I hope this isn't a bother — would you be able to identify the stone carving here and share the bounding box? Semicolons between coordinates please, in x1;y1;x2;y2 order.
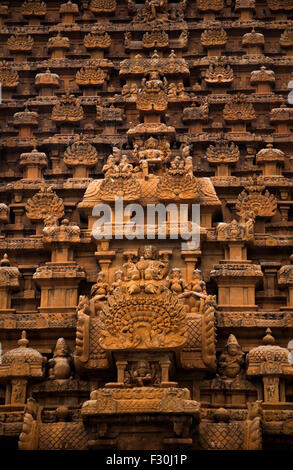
129;0;186;24
137;70;168;112
280;28;293;48
198;0;224;11
120;50;189;76
156;155;198;201
278;254;293;295
183;98;209;121
96;104;123;123
142;30;169;49
185;269;207;314
0;0;292;452
0;61;19;88
0;332;46;406
21;0;47;17
206;141;240;164
47;32;70;58
223;94;256;121
201;27;227;48
244;401;262;451
132;136;171;164
82;387;199;415
216;211;255;241
98;154;141;202
26;183;64;222
48;338;72;380
75;296;90;362
99;246;186;350
0;204;9;224
76;60;107;86
52;92;84;123
268;0;293;11
218;335;244;379
64;135;98;167
122;82;138;101
42;217;80;244
89;0;116;13
83;30;111;50
247;329;293;402
205;58;233;85
124;361;161;387
236;176;277;217
90;271;110;314
7;34;34;52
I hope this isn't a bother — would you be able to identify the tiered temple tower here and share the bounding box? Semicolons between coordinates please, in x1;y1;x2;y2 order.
1;0;293;451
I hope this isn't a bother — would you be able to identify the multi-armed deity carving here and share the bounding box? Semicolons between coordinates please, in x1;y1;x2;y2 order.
99;246;187;350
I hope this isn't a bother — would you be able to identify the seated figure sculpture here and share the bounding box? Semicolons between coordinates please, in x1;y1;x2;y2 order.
218;335;244;380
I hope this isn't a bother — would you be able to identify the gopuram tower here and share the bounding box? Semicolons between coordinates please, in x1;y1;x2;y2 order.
0;0;293;451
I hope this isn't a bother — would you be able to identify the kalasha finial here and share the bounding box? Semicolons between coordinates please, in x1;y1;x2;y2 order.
263;328;275;345
18;330;29;348
0;253;10;266
290;254;293;264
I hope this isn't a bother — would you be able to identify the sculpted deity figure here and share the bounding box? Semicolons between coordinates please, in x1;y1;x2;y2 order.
90;271;110;314
187;269;207;313
124;360;158;387
218;334;244;379
48;338;72;380
111;270;124;292
168;82;177;97
102;155;118;178
118;155;133;178
177;82;188;99
168;268;187;294
122;247;169;295
165;268;206;313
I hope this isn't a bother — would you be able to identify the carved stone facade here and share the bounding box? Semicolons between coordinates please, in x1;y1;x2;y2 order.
1;0;293;452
